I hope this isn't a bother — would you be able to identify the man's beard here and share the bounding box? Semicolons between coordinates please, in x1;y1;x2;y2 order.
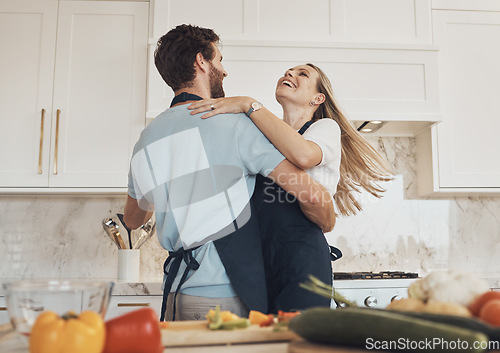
209;63;225;98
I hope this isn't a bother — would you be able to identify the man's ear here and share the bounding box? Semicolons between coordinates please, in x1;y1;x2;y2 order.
195;52;208;73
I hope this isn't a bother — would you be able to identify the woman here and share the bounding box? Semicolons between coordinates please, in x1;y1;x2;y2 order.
189;63;393;312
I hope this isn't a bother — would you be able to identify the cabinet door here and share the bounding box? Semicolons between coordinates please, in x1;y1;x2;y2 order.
0;297;8;325
433;11;500;188
106;295;163;320
0;0;57;187
49;1;148;187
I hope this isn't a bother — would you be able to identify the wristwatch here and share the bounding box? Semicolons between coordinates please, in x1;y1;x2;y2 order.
245;101;263;117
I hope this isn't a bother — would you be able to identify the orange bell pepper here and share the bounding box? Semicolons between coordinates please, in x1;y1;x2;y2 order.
29;311;105;353
248;310;274;327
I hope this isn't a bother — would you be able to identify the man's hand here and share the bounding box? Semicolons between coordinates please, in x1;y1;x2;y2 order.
297;189;336;233
267;160;336;232
124;195;154;230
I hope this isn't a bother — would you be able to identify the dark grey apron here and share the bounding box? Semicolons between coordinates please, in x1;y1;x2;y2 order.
252;119;342;313
159;93;268;321
159;199;267;321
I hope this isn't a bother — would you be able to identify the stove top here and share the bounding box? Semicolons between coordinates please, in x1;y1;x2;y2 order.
334;271;419;280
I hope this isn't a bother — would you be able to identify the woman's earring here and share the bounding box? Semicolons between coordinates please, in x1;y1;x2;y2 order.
309;100;315;106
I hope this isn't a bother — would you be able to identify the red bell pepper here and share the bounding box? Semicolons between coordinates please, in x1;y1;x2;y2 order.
277;310;301;322
103;308;163;353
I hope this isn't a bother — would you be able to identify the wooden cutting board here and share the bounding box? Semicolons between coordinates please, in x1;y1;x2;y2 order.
161;320;300;347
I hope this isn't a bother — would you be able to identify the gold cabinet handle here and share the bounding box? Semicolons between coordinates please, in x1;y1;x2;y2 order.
38;109;45;174
0;307;7;311
53;109;61;175
117;303;151;307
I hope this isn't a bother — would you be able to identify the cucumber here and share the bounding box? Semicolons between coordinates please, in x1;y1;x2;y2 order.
220;318;251;330
289;307;489;353
385;309;500;341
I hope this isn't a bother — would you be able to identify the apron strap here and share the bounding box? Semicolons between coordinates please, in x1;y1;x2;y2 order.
298;120;314;135
329;246;343;261
160;246;200;321
170;92;203;107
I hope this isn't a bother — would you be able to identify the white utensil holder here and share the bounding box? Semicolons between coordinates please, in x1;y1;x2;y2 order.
118;249;140;281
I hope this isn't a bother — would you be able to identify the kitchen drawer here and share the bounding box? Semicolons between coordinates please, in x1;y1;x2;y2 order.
0;297;8;325
106;295;163;321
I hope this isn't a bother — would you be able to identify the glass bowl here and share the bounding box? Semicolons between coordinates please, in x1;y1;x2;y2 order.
2;280;114;337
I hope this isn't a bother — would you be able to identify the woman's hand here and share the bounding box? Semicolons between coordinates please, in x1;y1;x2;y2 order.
188;96;254;119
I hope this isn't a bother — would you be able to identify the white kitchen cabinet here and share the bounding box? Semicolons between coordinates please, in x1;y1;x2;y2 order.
0;0;148;190
222;43;440;127
0;0;58;188
0;297;7;325
106;295;163;320
151;0;432;44
432;0;500;11
148;1;440;131
416;10;500;194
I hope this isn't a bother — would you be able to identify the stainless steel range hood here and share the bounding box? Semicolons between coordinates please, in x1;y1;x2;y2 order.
353;120;438;137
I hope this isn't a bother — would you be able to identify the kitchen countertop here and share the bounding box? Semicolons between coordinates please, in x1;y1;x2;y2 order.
2;271;500;297
0;279;164;296
108;280;164;295
2;272;499;297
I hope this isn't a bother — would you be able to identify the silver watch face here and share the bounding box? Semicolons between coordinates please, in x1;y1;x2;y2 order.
251;101;263;111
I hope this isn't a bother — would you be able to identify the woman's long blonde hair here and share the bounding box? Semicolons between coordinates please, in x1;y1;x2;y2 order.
307;63;394;216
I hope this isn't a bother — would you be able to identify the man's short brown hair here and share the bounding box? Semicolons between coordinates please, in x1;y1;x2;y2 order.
154;24;220;91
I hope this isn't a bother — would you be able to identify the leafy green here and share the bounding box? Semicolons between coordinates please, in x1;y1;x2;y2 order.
299;275;358;308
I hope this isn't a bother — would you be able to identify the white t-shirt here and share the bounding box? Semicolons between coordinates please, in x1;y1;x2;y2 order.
301;119;341;196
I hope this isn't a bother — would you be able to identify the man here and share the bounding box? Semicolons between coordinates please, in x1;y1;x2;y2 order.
124;24;335;321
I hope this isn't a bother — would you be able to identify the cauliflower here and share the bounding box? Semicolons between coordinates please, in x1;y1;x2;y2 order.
386;298;426;312
424;300;471;317
386;297;471;317
408;270;489;307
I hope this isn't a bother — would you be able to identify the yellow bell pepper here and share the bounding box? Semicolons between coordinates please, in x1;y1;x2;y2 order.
206;308;240;322
29;311;105;353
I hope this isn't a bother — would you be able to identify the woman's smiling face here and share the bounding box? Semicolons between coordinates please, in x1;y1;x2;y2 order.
275;64;321;106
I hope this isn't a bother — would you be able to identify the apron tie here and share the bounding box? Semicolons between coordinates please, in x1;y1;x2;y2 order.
160;246;200;321
329;246;343;261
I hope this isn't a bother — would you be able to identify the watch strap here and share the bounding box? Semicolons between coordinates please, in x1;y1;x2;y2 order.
245;101;262;117
245;107;254;117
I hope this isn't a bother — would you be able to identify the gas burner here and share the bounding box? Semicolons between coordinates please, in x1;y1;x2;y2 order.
334;271;419;280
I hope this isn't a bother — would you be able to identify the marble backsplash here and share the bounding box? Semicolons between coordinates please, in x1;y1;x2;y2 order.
1;137;499;283
329;137;500;277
